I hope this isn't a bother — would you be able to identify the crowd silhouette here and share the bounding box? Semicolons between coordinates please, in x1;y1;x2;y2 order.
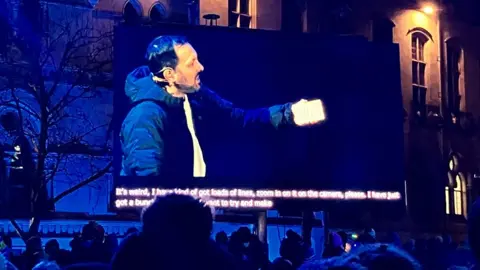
0;194;479;270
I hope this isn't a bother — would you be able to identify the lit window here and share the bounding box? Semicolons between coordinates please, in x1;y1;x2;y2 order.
449;155;458;171
412;35;426;62
445;186;450;214
446;153;467;217
454;175;462;215
453;174;467;216
229;0;254;28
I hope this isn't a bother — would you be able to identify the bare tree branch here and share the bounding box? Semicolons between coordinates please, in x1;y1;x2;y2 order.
28;217;41;236
53;161;112;204
45;153;63;182
48;53;113;120
49;123;110;154
8;219;27;241
10;88;25;136
39;20;75;71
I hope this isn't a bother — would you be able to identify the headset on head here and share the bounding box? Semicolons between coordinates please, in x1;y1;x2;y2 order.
151;66;175;84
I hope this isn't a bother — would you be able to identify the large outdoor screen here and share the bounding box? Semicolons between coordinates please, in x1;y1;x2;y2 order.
112;23;405;211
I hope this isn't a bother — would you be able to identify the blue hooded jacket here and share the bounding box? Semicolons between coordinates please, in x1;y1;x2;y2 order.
120;66;295;179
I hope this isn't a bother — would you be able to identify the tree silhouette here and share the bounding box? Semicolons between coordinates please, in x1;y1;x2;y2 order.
0;0;114;241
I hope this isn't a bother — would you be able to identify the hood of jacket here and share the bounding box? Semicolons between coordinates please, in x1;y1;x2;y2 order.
124;66;183;108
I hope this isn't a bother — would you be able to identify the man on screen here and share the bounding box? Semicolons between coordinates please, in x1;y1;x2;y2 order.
120;35;325;179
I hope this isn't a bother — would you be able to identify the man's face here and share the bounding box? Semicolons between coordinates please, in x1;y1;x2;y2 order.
173;43;204;93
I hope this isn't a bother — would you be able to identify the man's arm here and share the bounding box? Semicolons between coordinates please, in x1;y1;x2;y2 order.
120;102;165;176
197;87;294;129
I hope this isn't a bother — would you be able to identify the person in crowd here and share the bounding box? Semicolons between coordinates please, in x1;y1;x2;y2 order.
45;239;72;267
103;234;119;259
125;227;138;236
215;231;229;252
442;234;454;251
385;232;402;247
272;230;309;270
216;231;228;244
112;194;241;270
323;232;346;258
357;228;376;245
302;243;421;270
15;236;45;270
245;233;270;270
403;239;415;255
424;236;449;269
337;231;349;251
32;261;60;270
1;235;13;261
447;240;476;269
69;222;111;264
229;227;252;261
413;238;427;266
63;262;110;270
0;252;18;270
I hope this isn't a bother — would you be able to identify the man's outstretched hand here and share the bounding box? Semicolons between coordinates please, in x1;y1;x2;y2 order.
291;99;326;126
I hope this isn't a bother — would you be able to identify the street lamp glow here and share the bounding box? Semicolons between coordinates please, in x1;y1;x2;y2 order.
422;5;435;14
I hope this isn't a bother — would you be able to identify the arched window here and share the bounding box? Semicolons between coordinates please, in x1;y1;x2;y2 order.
449;154;459;171
454;175;462;214
411;32;429;118
446;153;467;217
150;2;168;23
123;0;143;25
454;174;467;216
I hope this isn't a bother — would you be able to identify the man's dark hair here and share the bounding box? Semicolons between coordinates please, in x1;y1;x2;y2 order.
145;35;189;76
279;230;306;267
45;239;60;250
81;221;105;244
215;231;228;244
141;194;213;244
